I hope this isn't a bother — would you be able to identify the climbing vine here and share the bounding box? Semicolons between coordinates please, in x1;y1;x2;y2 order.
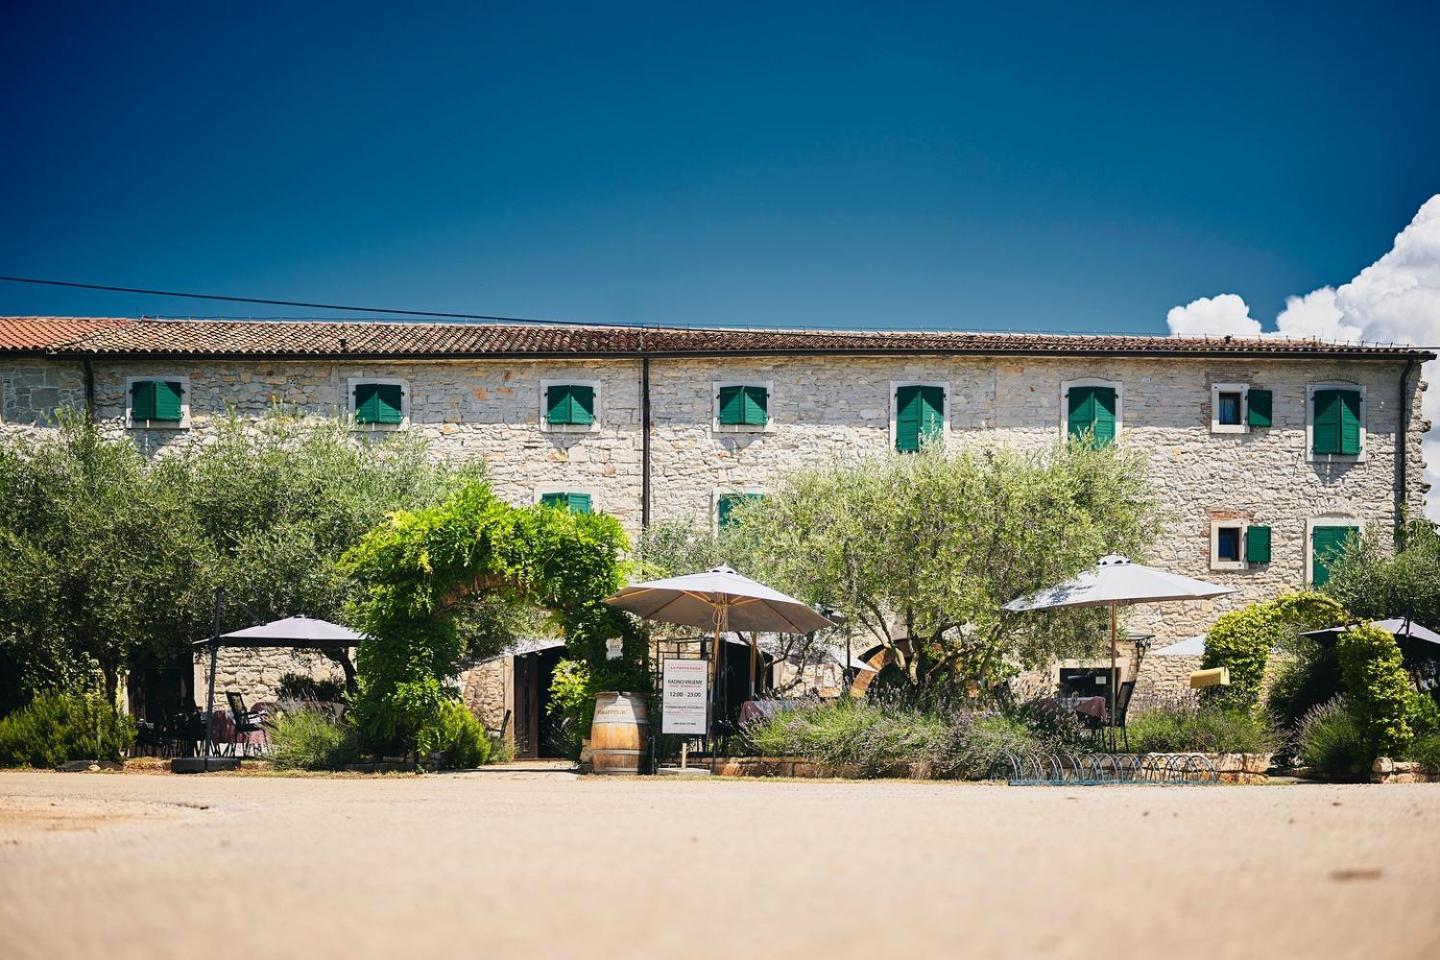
340;480;644;751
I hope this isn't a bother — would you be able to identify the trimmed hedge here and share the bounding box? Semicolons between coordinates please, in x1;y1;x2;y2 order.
1336;623;1414;757
1202;592;1346;710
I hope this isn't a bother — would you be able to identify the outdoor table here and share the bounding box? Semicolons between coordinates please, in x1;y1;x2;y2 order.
1040;695;1109;723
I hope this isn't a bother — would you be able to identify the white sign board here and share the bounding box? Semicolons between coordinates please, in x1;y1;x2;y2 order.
605;636;623;660
662;658;709;735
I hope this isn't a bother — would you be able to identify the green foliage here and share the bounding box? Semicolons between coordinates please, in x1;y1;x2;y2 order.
547;659;595;760
265;709;360;770
417;701;492;769
1407;734;1440;772
692;442;1159;691
1265;635;1344;731
740;697;1081;779
342;479;638;753
0;412;477;716
1125;702;1280;754
0;693;135;767
1324;519;1440;628
1202;592;1347;710
1337;623;1415;756
1295;697;1371;781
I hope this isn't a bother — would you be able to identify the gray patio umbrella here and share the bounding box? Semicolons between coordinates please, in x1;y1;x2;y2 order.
604;565;835;723
1301;618;1440;649
1004;555;1233;733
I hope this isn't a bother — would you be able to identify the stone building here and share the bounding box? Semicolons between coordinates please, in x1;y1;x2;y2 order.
0;316;1431;751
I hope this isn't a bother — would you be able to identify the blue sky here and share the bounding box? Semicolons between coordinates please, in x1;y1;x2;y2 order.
1;2;1437;333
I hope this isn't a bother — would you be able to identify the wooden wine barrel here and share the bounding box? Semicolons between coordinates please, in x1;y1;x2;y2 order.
589;692;649;775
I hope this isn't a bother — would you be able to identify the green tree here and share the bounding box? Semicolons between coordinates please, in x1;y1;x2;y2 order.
1324;519;1440;628
1202;592;1347;711
723;442;1159;691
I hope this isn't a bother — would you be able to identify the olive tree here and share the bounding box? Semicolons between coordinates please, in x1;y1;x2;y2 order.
733;442;1159;691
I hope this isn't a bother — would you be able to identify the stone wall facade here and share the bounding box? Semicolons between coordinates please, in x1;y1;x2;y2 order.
2;348;1428;710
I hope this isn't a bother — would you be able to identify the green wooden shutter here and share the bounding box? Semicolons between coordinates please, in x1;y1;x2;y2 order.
1337;390;1361;455
546;385;572;424
540;492;566;509
895;385;922;452
568;385;594;425
918;385;944;444
1246;389;1272;428
130;380;158;421
1068;385;1116;447
153;381;184;421
896;385;942;452
741;386;768;426
717;386;745;426
1312;389;1341;454
1311;525;1352;586
374;384;404;424
354;383;380;423
1244;525;1271;564
567;493;592;514
717;492;763;528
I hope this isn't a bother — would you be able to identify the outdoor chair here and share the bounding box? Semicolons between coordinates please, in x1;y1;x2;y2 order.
225;691;268;757
1112;680;1136;752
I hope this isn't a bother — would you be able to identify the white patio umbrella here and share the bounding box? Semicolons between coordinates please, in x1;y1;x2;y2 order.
1003;555;1233;733
604;565;835;726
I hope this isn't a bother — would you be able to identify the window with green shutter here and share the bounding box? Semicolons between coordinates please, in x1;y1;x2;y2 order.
546;384;595;426
1312;388;1361;455
717;492;764;528
1311;525;1354;586
130;379;184;423
540;492;592;514
894;384;944;453
1246;389;1272;428
354;382;405;425
716;384;769;427
1244;525;1271;564
1067;385;1117;447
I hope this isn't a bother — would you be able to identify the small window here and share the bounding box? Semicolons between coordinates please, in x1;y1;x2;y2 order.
713;382;772;431
126;377;189;428
1209;383;1250;434
1065;383;1118;447
1209;520;1250;571
894;383;945;452
546;384;595;427
353;382;404;425
1311;387;1363;457
540;492;592;514
717;492;764;529
1217;392;1242;426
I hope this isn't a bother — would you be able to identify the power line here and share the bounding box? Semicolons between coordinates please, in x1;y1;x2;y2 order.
0;273;622;328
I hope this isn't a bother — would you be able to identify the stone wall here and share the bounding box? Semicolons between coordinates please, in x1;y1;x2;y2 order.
3;349;1428;666
191;646;349;708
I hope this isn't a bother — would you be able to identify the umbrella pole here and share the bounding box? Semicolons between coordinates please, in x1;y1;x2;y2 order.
748;635;757;700
1108;603;1118;753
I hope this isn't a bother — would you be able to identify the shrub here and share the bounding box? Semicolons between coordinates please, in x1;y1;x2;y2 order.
1202;592;1347;710
1336;624;1414;757
941;712;1048;779
1265;636;1343;731
1125;703;1279;754
1296;697;1371;781
0;693;135;768
1406;734;1440;772
547;658;595;761
266;708;359;770
418;700;492;770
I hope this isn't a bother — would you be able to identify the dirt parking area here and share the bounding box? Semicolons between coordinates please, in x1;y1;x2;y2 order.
2;768;1437;960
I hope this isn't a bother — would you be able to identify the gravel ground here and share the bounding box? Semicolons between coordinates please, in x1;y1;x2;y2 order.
2;768;1437;960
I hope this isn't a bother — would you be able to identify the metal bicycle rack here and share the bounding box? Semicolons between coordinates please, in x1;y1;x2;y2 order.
992;751;1219;785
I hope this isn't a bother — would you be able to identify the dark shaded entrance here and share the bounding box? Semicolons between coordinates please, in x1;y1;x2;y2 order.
513;644;566;759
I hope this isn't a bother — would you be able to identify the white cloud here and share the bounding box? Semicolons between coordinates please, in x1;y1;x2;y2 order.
1164;293;1263;337
1167;195;1440;519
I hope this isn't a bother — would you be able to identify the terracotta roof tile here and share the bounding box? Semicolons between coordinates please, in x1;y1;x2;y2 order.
0;316;1430;361
0;317;129;352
